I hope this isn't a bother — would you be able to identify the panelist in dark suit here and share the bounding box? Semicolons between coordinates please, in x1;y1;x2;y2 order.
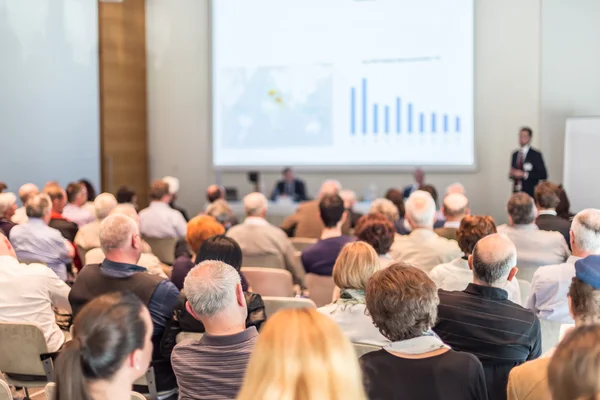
270;167;308;202
510;127;547;198
534;181;572;248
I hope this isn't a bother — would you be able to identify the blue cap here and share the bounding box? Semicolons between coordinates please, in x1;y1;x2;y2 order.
575;255;600;289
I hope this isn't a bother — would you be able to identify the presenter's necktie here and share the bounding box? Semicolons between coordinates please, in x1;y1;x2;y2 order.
516;151;524;169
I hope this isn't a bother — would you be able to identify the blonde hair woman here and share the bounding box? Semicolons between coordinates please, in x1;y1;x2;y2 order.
237;308;366;400
318;242;388;346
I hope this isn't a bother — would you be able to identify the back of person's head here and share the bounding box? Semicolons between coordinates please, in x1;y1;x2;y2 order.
471;233;517;286
44;183;65;204
355;213;395;255
206;199;234;228
18;183;39;204
0;182;6;193
66;182;86;205
556;184;572;219
206;184;224;203
419;184;438;207
369;198;400;222
366;263;438;341
94;193;118;220
318;180;342;197
162;176;180;195
196;235;243;271
0;192;17;218
445;182;466;196
54;292;152;400
184;260;245;320
339;189;357;209
534;181;560;210
456;215;497;256
99;214;141;256
548;325;600;400
569;255;600;325
186;215;225;253
384;188;406;219
507;192;536;225
79;179;97;202
109;203;139;221
149;180;170;201
404;190;436;229
570;209;600;255
332;241;379;291
237;308;366;400
442;193;469;219
319;193;346;228
116;186;136;204
244;192;268;217
25;193;52;219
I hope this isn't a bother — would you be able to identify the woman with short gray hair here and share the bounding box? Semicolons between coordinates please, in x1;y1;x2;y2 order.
360;263;487;400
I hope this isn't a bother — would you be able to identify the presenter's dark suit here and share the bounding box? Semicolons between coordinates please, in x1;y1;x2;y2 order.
511;148;547;197
271;179;308;202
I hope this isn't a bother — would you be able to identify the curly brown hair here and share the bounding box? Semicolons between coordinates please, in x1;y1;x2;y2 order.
366;263;439;342
534;181;560;209
456;215;497;255
355;213;396;255
568;277;600;324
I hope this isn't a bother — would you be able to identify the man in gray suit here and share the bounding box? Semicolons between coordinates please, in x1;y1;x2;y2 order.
227;192;306;289
498;192;570;281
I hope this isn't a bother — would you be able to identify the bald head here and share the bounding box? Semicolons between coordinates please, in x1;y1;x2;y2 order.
18;183;39;204
443;193;469;220
319;180;341;197
471;234;517;286
207;184;224;203
445;182;465;196
244;192;268;217
0;233;16;258
109;204;140;225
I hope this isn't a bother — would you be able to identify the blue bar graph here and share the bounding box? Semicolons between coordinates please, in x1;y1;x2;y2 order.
350;78;462;136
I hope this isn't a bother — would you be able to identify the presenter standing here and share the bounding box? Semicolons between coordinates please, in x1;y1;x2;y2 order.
510;127;547;197
271;167;308;202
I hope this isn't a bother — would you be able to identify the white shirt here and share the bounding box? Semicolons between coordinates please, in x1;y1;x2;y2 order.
11;206;28;224
538;210;558;216
318;302;390;346
0;256;71;352
62;203;95;228
443;220;461;229
379;253;393;268
526;256;580;323
520;145;531;161
390;229;462;273
429;257;522;305
139;201;187;238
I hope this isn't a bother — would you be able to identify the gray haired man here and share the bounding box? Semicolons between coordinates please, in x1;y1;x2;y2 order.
171;260;258;400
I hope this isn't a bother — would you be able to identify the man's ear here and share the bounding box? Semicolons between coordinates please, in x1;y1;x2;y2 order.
507;267;518;282
236;283;245;307
340;210;348;225
185;301;201;321
468;254;473;271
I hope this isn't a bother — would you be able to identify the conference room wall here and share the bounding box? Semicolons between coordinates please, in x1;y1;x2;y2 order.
146;0;541;223
0;0;101;196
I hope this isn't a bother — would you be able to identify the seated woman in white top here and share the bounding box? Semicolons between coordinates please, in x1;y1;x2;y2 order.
355;213;395;268
318;241;389;346
429;215;522;304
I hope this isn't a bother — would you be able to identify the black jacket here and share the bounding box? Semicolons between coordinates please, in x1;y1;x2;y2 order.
511;148;547;197
271;179;308;202
536;213;571;249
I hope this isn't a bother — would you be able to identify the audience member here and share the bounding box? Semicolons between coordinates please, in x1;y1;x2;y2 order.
556;184;574;221
0;233;71;352
0;192;17;237
69;213;180;392
79;178;98;216
10;193;74;281
547;327;600;400
54;292;153;400
164;175;189;221
205;198;237;230
421;184;446;222
508;255;600;400
361;263;487;400
355;213;395;267
270;166;308;202
280;180;350;238
384;188;406;219
116;185;138;210
402;168;425;200
237;308;367;400
498;192;569;279
527;208;600;323
170;215;226;290
318;242;387;345
74;193;118;252
395;186;445;235
171;260;259;399
430;216;522;304
302;194;354;276
139;179;187;239
206;184;225;204
340;189;362;228
534;181;571;246
62;182;96;227
11;183;39;224
369;197;400;223
390;190;461;272
434;193;469;240
445;182;466;196
0;182;6;192
434;234;541;400
227;192;306;287
45;183;79;243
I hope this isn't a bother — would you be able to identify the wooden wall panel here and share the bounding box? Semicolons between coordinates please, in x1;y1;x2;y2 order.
99;0;149;207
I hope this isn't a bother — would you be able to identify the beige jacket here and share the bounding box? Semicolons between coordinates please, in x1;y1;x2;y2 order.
280;200;350;239
390;229;462;273
506;357;550;400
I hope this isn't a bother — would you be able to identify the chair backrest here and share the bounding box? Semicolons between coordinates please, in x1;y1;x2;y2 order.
142;237;179;265
242;253;283;269
291;237;318;252
241;267;294;297
0;380;13;400
353;343;381;358
262;296;316;318
540;318;564;354
130;392;146;400
0;322;49;376
44;382;54;400
305;273;336;307
517;279;531;306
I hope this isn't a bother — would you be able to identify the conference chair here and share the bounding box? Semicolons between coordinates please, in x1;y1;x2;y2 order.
133;366;178;400
0;380;13;400
0;323;54;399
353;343;381;358
262;296;316;318
240;267;294;297
517;279;531;306
540;318;565;355
142;237;179;265
305;273;336;307
175;332;204;344
76;244;89;266
291;237;317;252
242;253;283;269
44;383;147;400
